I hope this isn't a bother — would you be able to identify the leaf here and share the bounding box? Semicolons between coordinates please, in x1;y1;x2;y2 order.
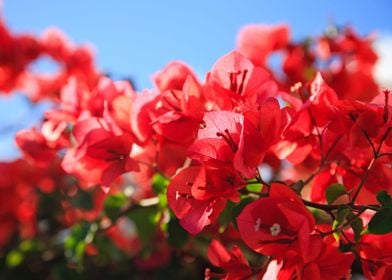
246;183;263;193
339;241;352;253
71;189;94;210
6;250;23;267
152;173;169;194
336;205;351;224
128;207;158;245
104;193;128;221
64;222;94;266
167;216;188;248
231;196;256;229
332;219;340;242
350;215;363;242
376;190;392;207
368;208;392;234
326;184;347;204
218;200;235;232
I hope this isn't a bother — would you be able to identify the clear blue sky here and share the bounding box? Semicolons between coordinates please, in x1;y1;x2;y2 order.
1;0;391;160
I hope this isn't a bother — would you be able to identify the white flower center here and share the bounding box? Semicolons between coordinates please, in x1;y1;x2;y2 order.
270;223;281;236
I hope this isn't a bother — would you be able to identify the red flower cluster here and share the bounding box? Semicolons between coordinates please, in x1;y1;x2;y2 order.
1;17;391;279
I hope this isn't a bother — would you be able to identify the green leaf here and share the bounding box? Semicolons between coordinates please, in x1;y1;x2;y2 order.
71;189;94;210
368;208;392;234
376;190;392;207
336;205;351;224
246;183;263;193
104;193;128;221
158;192;168;209
339;241;352;253
128;207;158;245
64;222;91;266
6;250;23;267
167;216;188;248
350;215;363;242
326;184;347;204
218;201;235;231
332;219;340;242
152;173;169;194
231;197;256;228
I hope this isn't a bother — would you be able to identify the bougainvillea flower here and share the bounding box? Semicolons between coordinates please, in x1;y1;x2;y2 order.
206;240;252;280
262;233;353;280
167;164;242;235
236;183;315;259
62;118;139;190
296;234;354;280
358;233;392;279
15;128;58;167
203;51;277;111
152;60;199;92
237;23;290;67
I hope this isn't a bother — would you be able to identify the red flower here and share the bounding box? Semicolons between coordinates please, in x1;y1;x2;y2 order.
152;61;199;92
236;183;315;260
167;164;242;235
203;51;277;111
262;234;353;280
15;128;58;167
358;233;392;279
206;240;252;280
62;118;139;190
237;24;290;67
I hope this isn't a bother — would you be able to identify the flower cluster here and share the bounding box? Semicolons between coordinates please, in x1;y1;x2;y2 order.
1;17;391;279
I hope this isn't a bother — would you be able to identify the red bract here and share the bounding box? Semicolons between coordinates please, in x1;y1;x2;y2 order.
152;61;199;92
62;118;139;190
237;24;290;67
204;51;277;111
167;164;241;235
15;128;58;167
0;19;41;92
263;234;354;280
206;240;252;280
237;183;315;260
358;233;392;279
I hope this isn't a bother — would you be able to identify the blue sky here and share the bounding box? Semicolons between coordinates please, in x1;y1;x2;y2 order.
1;0;391;160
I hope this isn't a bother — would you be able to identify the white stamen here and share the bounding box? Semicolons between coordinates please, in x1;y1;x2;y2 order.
175;191;181;200
270;223;281;236
254;218;261;232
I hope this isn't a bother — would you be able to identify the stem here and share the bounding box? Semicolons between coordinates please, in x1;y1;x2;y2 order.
302;199;380;212
302;134;343;186
350;158;376;205
319;208;366;237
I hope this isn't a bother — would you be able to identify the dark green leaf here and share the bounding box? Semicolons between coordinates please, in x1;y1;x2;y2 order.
350;215;363;242
104;193;128;221
128;207;158;245
376;190;392;207
64;222;92;266
218;201;235;231
71;189;94;210
231;197;256;228
336;205;351;224
339;241;352;253
167;216;188;248
368;208;392;234
326;184;347;204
